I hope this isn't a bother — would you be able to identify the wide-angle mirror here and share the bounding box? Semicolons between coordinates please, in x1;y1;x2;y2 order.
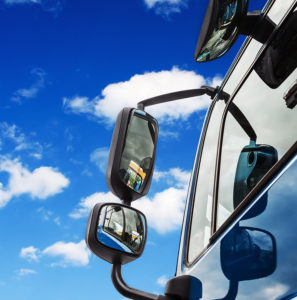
98;204;146;254
86;202;147;265
195;0;248;62
107;108;158;203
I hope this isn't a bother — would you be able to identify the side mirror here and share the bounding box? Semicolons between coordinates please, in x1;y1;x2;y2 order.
106;108;159;203
85;202;147;265
194;0;275;62
233;142;278;215
195;0;249;62
221;226;276;281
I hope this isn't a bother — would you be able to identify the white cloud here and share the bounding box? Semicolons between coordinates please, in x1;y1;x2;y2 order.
0;122;43;158
143;0;187;16
42;240;90;267
133;168;191;233
63;67;222;124
69;191;119;219
154;168;191;188
134;187;187;234
156;275;168;287
0;157;70;208
20;246;40;262
20;240;90;267
16;268;37;277
11;68;46;103
90;147;109;174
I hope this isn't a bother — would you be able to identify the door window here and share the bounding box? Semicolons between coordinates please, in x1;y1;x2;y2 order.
217;68;297;228
187;100;225;264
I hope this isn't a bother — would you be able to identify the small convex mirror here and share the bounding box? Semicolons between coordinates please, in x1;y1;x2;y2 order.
98;204;146;254
107;108;158;202
86;203;147;265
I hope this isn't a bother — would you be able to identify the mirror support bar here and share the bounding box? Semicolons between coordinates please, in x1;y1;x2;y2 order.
239;11;276;44
111;263;171;300
137;86;229;111
137;86;256;142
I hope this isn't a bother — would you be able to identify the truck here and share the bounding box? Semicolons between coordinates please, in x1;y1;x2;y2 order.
85;0;297;299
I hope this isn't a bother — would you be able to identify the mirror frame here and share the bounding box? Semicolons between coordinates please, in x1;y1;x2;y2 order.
106;107;159;203
85;202;147;265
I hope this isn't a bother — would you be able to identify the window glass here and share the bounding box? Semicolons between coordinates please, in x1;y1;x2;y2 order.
187;101;225;263
217;67;297;227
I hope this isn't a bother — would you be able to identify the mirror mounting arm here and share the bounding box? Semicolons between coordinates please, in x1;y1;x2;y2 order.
137;86;228;111
111;263;171;300
238;11;276;44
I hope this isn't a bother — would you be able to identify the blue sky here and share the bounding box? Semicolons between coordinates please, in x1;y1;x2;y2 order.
0;0;267;299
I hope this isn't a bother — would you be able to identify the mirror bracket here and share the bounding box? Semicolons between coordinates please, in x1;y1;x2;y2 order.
111;263;171;300
238;11;275;44
137;86;229;111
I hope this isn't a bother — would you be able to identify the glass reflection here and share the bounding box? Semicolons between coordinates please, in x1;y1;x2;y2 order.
216;225;276;300
97;205;146;254
119;110;156;192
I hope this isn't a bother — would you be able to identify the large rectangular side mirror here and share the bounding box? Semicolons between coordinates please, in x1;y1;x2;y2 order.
106;108;159;203
86;202;147;265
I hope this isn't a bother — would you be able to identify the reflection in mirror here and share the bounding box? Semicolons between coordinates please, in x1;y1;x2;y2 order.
233;142;278;209
221;226;276;282
97;205;146;254
119;110;156;193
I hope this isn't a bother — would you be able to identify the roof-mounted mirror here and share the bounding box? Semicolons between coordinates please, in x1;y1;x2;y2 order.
195;0;275;62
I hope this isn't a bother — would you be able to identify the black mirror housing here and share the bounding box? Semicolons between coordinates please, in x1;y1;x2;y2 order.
106;107;159;203
85;202;147;265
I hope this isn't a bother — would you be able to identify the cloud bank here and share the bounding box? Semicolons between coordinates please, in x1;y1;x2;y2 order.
70;167;191;234
63;67;222;124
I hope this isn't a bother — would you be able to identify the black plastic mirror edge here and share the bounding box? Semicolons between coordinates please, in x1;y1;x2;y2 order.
106;107;159;204
85;202;147;265
194;0;217;61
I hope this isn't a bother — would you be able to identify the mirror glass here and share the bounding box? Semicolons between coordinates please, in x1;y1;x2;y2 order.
119;110;156;193
221;226;276;281
97;204;146;254
195;0;248;62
